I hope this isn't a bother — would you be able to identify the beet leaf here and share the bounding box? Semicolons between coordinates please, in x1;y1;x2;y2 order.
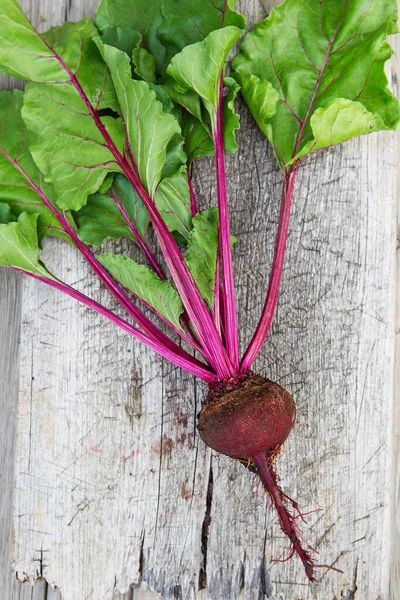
233;0;400;370
232;0;400;169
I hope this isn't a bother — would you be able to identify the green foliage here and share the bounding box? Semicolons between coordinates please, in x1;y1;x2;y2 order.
95;0;245;161
155;170;192;241
0;0;398;356
0;90;69;241
0;14;125;210
74;175;150;246
0;204;16;224
95;0;245;80
42;20;119;110
186;208;219;308
0;212;55;277
223;77;241;153
22;81;124;210
95;39;184;198
95;0;168;75
132;46;157;83
98;252;184;328
293;99;388;162
0;0;66;81
167;27;241;128
233;0;400;168
160;0;245;52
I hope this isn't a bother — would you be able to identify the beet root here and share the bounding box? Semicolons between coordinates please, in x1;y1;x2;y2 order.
197;372;338;583
197;373;296;459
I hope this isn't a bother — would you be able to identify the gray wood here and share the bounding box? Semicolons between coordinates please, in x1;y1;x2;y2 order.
0;0;398;599
0;269;22;600
389;34;400;600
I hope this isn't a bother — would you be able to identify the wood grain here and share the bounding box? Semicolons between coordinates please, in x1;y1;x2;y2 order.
389;33;400;600
0;0;398;599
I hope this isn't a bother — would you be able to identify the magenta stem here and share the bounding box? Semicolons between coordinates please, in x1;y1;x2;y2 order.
108;189;203;352
109;189;165;280
20;270;216;383
213;74;240;372
187;168;199;217
213;252;221;335
0;145;206;364
42;44;234;380
241;169;297;371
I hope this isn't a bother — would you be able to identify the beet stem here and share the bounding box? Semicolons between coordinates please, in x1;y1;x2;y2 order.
241;169;297;371
213;73;240;371
252;451;318;583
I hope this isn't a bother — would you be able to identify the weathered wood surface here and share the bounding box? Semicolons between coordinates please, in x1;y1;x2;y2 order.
0;0;399;599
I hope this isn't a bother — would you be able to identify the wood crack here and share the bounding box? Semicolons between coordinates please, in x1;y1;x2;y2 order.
341;559;358;600
198;459;213;591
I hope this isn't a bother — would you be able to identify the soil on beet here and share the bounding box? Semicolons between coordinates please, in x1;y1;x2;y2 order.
197;372;296;459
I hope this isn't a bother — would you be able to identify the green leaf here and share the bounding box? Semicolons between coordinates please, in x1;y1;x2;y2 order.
95;0;245;80
160;0;245;51
182;116;214;164
95;39;184;198
98;252;184;329
0;9;119;111
223;77;241;152
0;89;69;241
167;26;242;126
293;99;386;162
0;204;16;224
22;82;124;211
132;46;157;84
101;26;141;58
95;0;168;76
232;0;400;168
74;175;150;246
161;79;203;121
0;212;55;278
0;0;66;82
177;78;241;162
162;134;187;179
0;16;125;211
41;20;119;111
185;208;218;308
155;169;192;241
231;72;279;139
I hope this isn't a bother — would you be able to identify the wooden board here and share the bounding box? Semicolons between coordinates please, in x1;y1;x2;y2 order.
0;0;399;599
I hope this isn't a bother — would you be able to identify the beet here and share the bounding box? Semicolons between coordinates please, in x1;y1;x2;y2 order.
197;373;296;459
197;372;340;582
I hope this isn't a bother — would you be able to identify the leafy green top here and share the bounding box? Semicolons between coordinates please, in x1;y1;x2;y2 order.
0;0;399;388
233;0;400;169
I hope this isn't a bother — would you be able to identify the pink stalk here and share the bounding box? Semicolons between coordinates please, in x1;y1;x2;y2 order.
213;74;240;372
187;168;199;217
109;189;165;280
108;189;202;351
241;26;339;370
41;43;234;380
108;276;205;357
213;253;221;335
20;270;216;383
241;169;297;371
0;146;205;363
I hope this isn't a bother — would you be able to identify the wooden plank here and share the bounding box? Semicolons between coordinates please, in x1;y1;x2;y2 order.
1;1;398;600
0;269;23;600
389;33;400;600
46;584;62;600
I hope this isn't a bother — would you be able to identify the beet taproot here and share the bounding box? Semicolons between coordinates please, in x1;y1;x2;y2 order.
197;373;296;459
197;372;341;582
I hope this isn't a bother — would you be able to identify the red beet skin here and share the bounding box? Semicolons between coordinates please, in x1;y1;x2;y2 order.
197;373;296;459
